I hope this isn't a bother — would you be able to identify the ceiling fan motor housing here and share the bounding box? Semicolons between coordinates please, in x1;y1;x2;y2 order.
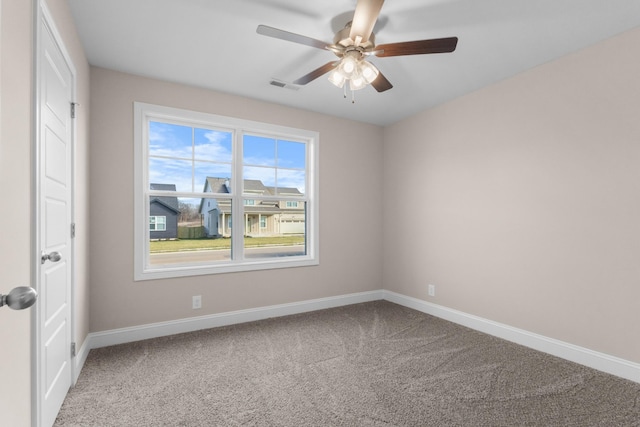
333;22;376;51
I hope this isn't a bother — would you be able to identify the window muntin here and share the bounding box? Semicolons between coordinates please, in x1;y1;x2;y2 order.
134;103;318;280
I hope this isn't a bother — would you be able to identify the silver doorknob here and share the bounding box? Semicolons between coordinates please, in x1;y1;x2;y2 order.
41;251;62;264
0;286;38;310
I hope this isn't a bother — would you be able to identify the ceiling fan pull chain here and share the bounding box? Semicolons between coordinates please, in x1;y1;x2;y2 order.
352;89;355;104
343;85;347;99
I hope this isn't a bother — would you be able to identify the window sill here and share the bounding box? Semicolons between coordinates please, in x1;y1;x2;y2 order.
134;256;319;281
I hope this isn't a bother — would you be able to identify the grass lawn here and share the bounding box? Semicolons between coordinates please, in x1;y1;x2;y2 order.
150;235;305;253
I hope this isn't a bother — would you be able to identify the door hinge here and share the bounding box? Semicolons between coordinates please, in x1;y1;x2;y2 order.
70;102;79;119
71;223;76;238
71;342;76;358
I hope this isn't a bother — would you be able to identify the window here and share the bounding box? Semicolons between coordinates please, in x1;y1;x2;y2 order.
134;103;318;280
149;216;166;231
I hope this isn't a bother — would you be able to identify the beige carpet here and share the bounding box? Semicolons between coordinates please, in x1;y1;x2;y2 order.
55;301;640;426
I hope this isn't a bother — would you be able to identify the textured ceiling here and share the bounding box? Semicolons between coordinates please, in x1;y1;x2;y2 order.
68;0;640;125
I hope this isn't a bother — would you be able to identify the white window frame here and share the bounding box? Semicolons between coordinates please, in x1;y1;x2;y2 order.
134;102;319;280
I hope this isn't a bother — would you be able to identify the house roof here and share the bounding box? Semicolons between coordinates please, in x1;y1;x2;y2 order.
203;177;230;194
201;177;304;215
265;186;302;196
203;177;303;196
150;183;180;213
217;205;284;215
244;179;268;194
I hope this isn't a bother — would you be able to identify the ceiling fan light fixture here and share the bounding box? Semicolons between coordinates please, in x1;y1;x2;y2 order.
349;74;366;91
340;55;358;77
360;60;379;84
328;69;346;88
328;55;378;93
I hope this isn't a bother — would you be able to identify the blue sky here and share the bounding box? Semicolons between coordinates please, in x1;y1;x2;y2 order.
149;122;306;193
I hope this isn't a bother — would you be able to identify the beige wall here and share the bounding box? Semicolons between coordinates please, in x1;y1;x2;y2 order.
89;67;384;332
0;1;33;424
383;27;640;363
0;0;89;424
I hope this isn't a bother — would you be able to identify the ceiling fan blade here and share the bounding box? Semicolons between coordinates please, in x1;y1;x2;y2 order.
375;37;458;57
293;62;338;85
257;25;329;50
349;0;385;44
371;71;393;93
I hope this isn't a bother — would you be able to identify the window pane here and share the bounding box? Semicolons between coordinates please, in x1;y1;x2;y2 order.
194;162;232;193
244;166;276;191
244;135;275;166
149;122;193;158
149;191;179;239
149;197;232;266
277;140;305;169
149;216;159;231
244;202;306;259
152;216;167;231
194;128;232;162
150;158;193;192
277;169;306;196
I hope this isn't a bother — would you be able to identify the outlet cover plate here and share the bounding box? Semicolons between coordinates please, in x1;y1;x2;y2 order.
192;295;202;309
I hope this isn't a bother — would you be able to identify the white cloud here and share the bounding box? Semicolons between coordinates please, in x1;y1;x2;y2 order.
277;169;306;193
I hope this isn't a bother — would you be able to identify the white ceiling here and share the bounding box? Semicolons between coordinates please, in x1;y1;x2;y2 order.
68;0;640;126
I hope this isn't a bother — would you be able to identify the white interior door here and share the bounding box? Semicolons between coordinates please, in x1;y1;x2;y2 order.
37;9;74;427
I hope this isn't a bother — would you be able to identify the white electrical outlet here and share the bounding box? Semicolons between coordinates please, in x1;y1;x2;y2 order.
192;295;202;309
428;284;436;297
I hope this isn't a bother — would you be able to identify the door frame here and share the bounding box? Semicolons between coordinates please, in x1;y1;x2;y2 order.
31;1;77;425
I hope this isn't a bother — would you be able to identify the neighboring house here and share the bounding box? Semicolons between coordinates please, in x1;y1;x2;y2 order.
149;183;180;239
264;185;306;235
199;178;227;238
199;177;304;237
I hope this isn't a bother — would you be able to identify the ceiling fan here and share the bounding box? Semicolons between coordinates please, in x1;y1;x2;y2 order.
257;0;458;99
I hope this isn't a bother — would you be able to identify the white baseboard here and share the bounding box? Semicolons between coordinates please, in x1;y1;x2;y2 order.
382;290;640;384
76;289;639;385
86;290;384;350
72;337;91;385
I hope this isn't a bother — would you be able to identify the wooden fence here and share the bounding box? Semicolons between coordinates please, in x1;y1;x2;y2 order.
177;225;206;239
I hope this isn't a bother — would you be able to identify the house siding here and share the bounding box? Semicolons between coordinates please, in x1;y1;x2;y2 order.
150;201;178;239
